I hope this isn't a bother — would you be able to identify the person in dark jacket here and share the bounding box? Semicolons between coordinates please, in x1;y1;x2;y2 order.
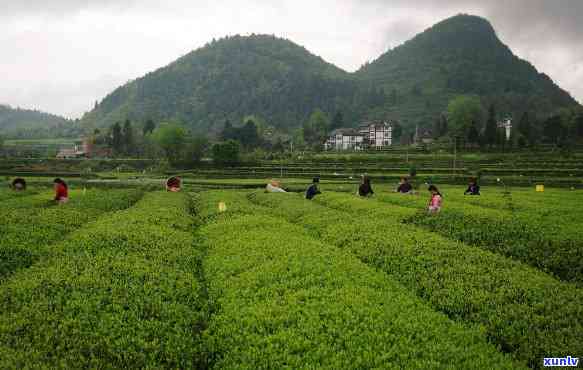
396;177;413;194
358;175;374;197
306;177;321;200
11;178;27;191
464;178;481;195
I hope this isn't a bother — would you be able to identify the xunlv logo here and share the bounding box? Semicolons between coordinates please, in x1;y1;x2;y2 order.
543;356;579;367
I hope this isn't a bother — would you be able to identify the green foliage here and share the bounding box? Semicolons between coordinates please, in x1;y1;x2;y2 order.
249;192;583;367
405;198;583;283
0;104;77;139
212;140;240;165
330;111;344;129
196;191;520;369
357;14;579;130
111;121;123;154
0;192;207;368
447;95;485;141
484;104;498;146
143;119;156;136
152;123;187;163
81;35;357;133
303;109;330;146
0;189;144;280
122;119;134;155
184;136;209;164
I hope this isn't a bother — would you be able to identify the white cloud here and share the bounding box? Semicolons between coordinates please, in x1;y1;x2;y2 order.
0;0;581;118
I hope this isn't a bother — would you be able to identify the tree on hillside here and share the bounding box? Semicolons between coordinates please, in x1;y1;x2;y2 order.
390;88;398;106
153;124;187;163
543;114;564;145
468;121;481;145
143;119;156;136
575;110;583;139
331;111;345;130
303;109;330;146
447;96;485;143
517;112;531;147
239;119;261;149
432;118;441;139
484;104;498;147
123;120;134;155
111;122;123;155
212;140;240;165
221;120;235;141
185;136;209;164
392;122;403;144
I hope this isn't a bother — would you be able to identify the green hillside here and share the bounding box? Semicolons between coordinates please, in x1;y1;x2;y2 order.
355;14;579;127
81;35;357;135
80;14;580;135
0;105;75;139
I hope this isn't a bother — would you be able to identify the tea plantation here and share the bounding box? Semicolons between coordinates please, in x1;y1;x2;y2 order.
0;185;581;369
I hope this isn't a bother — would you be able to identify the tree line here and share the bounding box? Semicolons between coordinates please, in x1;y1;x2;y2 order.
432;95;583;150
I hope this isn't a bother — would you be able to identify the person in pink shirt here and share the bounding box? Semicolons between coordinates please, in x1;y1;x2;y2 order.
427;185;443;214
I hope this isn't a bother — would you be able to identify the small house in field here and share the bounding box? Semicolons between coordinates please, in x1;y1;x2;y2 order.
324;121;395;151
324;128;364;151
359;121;394;149
497;118;512;141
56;145;85;159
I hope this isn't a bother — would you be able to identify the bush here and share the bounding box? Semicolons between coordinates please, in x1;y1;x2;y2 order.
196;191;520;369
0;192;207;368
249;192;583;368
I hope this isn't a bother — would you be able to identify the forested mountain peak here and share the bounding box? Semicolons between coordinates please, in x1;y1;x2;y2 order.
355;13;578;126
80;15;579;135
81;34;355;134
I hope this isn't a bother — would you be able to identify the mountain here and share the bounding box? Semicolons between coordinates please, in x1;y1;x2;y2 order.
355;14;579;126
82;35;357;135
0;104;76;139
81;15;580;135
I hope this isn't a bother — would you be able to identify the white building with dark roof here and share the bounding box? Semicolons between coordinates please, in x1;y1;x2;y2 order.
324;128;364;151
359;121;393;149
324;121;395;151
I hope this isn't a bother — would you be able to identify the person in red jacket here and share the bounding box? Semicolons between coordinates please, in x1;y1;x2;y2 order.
166;177;182;192
53;178;69;204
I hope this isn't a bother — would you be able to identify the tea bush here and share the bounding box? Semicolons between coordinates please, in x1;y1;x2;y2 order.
0;189;144;281
0;192;207;368
250;192;583;368
196;191;522;369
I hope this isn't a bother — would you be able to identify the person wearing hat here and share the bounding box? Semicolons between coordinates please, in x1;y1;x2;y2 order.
464;177;481;196
53;178;69;204
266;179;286;193
166;177;182;192
305;177;321;200
11;178;27;191
358;175;374;197
396;177;413;194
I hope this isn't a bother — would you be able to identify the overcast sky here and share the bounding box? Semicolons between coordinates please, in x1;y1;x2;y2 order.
1;0;582;118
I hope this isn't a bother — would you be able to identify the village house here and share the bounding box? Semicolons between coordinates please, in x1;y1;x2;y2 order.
56;144;85;159
497;118;512;141
324;121;394;151
324;128;364;151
